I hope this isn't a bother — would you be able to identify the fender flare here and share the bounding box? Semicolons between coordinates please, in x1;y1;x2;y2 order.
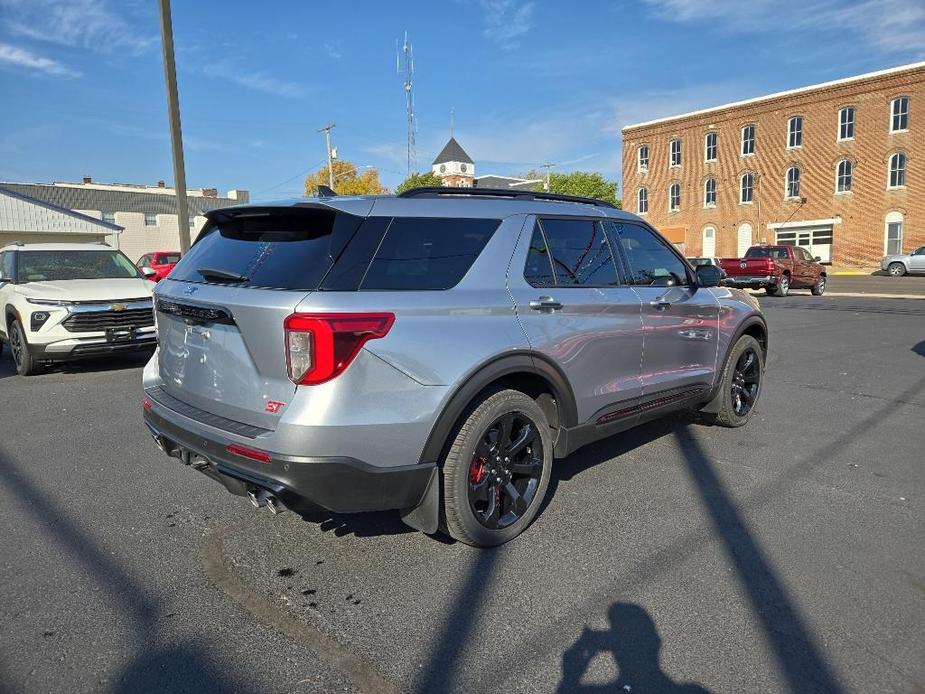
701;313;768;414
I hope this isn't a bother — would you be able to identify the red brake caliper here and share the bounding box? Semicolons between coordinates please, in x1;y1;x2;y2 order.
469;455;486;484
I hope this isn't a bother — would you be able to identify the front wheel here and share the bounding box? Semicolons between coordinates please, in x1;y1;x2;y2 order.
10;319;39;376
710;335;764;428
442;389;553;547
811;275;827;296
888;262;906;277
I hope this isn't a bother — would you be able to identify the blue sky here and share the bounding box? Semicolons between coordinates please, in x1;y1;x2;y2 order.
1;0;923;200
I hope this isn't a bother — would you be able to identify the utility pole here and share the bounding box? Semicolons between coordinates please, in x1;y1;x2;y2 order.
541;163;555;192
318;123;335;189
157;0;191;253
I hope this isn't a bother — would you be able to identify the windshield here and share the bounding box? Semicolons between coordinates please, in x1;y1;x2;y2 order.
158;254;181;264
16;250;141;282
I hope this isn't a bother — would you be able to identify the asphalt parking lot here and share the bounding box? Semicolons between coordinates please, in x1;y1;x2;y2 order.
1;293;923;693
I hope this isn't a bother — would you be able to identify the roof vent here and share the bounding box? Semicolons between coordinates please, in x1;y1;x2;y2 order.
156;180;166;188
83;176;92;184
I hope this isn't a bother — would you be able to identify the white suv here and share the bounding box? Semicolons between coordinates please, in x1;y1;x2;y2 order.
0;242;155;376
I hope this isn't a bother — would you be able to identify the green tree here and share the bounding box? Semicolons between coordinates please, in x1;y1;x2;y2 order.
304;160;386;196
525;170;621;207
395;171;443;194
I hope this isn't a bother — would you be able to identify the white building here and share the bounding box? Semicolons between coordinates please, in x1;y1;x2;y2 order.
0;178;247;262
0;187;121;246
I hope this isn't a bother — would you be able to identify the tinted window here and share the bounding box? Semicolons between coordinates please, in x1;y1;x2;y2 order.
539;218;620;287
607;222;690;286
523;223;555;288
170;208;360;291
360;217;499;290
745;247;789;259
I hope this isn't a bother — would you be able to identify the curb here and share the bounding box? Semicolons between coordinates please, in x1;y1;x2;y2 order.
830;271;875;276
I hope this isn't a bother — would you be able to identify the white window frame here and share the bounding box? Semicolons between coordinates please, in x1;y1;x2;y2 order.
787;116;803;149
704;131;717;162
143;212;157;226
669;182;681;212
838;106;855;141
101;211;116;225
888;152;907;189
785;166;801;200
891;96;909;133
740;172;754;204
637;187;649;215
703;177;716;208
835;159;853;194
669;139;681;168
884;211;903;255
741;125;755;156
638;144;649;172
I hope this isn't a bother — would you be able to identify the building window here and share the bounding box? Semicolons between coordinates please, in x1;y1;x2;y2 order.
740;172;754;204
704;178;716;207
785;166;801;199
637;187;648;214
101;212;116;225
669;139;681;168
839;106;855;140
144;213;156;226
704;132;717;162
741;125;755;156
891;96;909;132
889;152;907;188
638;145;649;172
885;212;903;255
835;160;853;194
669;182;680;212
788;116;803;148
188;215;196;228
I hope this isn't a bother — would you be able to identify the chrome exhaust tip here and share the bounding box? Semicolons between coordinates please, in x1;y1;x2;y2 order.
265;495;287;515
248;490;267;508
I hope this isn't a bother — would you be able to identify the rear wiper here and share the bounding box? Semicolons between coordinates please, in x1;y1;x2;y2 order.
197;266;249;283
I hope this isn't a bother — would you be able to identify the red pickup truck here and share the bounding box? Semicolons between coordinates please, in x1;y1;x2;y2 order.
718;245;827;296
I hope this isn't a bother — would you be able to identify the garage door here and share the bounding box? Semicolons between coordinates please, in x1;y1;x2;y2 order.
775;226;833;264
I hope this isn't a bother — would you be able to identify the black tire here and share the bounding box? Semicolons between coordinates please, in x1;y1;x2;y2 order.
772;273;790;297
888;262;906;277
811;274;827;296
9;319;39;376
442;389;553;547
711;335;764;428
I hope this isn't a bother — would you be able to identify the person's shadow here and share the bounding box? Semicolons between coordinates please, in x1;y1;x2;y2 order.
557;603;710;693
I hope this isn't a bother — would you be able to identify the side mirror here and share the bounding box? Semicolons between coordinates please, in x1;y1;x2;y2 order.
696;264;724;288
814;256;822;262
141;267;157;280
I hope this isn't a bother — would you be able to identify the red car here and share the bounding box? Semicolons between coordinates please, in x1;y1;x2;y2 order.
718;245;827;297
136;251;181;282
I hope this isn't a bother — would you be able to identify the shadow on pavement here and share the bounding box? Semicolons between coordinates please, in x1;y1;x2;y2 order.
557;603;709;693
912;340;925;358
0;446;243;693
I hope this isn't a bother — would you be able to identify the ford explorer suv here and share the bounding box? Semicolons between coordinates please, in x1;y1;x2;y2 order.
0;242;155;376
142;188;767;547
719;245;826;297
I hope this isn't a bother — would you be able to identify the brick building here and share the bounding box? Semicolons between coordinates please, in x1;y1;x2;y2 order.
622;62;924;266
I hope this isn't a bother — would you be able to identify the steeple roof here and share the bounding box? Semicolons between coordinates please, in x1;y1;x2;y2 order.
432;137;474;165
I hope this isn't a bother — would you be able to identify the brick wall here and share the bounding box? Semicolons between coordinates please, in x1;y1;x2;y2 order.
622;64;925;265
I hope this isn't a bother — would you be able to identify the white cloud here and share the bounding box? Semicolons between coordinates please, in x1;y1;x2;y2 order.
644;0;925;56
203;63;306;98
0;0;156;55
478;0;535;49
324;40;343;60
0;42;81;77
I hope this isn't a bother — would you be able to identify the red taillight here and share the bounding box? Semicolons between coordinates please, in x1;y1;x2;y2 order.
226;444;272;464
142;397;153;411
283;312;394;385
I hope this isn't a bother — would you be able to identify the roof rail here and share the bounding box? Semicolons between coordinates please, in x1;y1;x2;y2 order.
396;186;617;209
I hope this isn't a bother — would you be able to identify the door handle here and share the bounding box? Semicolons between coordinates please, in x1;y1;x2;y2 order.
650;300;671;311
529;296;563;311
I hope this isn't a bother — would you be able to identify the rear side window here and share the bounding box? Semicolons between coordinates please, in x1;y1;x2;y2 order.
359;217;499;290
169;208;361;290
523;223;556;287
528;218;621;287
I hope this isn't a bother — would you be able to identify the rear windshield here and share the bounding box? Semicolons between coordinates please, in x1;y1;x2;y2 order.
16;250;140;282
745;247;789;259
169;208;357;290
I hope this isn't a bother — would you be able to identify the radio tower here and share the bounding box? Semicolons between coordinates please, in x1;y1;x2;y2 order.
397;32;416;176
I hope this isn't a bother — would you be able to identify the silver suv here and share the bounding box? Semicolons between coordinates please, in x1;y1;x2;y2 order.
142;188;767;547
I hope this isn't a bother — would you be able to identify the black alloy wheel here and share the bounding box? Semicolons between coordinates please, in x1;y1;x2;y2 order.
467;412;544;530
10;321;24;368
730;347;760;417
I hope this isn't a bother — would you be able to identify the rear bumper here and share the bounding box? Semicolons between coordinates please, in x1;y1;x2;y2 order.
723;275;774;289
142;397;436;515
